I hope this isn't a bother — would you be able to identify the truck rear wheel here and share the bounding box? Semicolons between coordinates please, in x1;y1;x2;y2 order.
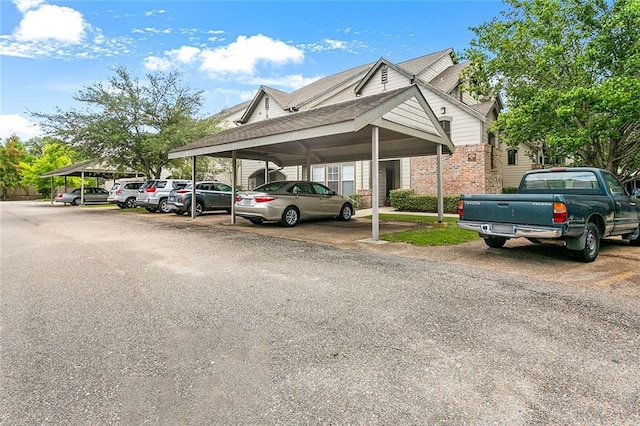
630;226;640;246
484;237;507;248
573;222;600;262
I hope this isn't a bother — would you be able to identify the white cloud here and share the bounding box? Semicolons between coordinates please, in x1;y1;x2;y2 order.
143;56;172;72
199;34;304;75
143;34;305;79
167;46;201;64
15;4;88;43
13;0;44;13
0;114;42;140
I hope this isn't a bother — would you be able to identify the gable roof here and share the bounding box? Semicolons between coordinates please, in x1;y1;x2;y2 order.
353;58;416;95
40;159;144;179
430;62;468;92
170;85;454;167
397;48;453;75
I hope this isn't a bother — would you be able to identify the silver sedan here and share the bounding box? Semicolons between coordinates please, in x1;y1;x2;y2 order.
55;187;110;205
235;181;355;226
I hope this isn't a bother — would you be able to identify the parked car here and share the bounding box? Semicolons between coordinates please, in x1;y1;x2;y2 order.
457;167;640;262
107;180;145;209
235;180;355;226
55;187;110;205
135;179;190;213
168;181;233;216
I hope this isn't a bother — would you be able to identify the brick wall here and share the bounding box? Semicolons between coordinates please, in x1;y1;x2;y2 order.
410;144;502;195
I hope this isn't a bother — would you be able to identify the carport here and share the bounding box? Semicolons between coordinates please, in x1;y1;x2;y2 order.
169;85;454;240
41;159;144;205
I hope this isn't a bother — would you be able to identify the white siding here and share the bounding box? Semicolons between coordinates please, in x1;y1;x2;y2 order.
358;67;411;97
420;88;483;146
501;143;537;188
382;97;440;135
401;157;411;189
243;94;289;124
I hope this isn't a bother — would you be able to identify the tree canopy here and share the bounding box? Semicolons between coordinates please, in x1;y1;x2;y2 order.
33;66;221;179
0;136;27;199
465;0;640;182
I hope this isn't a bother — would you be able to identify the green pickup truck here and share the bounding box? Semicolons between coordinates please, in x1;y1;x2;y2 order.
457;167;640;262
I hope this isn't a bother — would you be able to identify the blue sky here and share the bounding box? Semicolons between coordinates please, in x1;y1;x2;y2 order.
0;0;506;140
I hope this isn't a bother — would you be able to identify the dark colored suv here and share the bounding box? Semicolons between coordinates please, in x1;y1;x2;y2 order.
167;181;233;216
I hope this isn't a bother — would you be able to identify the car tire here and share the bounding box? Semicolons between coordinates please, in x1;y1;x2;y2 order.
72;197;81;206
630;226;640;246
338;203;353;221
158;198;171;213
484;237;507;248
573;222;600;262
281;206;299;227
249;218;263;225
117;202;125;209
125;197;136;209
186;202;204;216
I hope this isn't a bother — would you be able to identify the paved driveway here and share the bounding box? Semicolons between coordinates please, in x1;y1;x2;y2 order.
2;201;639;424
145;207;640;299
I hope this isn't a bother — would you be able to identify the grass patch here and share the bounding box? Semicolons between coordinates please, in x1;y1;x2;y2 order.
364;213;479;246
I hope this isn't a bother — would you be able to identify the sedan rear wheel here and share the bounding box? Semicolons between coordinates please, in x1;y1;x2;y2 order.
72;197;81;206
338;203;353;221
281;206;299;227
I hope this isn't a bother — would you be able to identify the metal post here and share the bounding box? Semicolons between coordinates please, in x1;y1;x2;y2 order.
372;126;380;241
437;144;444;223
231;151;237;224
191;156;197;219
80;171;85;205
265;161;269;184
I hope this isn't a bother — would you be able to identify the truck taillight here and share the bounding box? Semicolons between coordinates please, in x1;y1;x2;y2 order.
553;202;567;223
458;200;464;218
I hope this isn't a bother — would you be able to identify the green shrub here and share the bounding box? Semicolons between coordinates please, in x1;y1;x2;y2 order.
502;187;518;194
389;189;459;214
348;194;363;209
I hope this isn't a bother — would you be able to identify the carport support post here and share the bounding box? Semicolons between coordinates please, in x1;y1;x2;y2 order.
231;151;237;224
191;156;197;219
372;126;380;241
437;144;444;223
265;161;269;183
80;171;85;205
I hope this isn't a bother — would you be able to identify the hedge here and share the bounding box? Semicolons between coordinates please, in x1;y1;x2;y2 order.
389;189;459;214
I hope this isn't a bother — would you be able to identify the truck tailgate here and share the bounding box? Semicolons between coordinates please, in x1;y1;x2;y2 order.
461;194;557;226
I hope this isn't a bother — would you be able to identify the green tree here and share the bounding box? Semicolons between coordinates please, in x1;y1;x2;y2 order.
168;156;232;181
0;135;27;199
33;66;221;179
465;0;640;182
20;140;81;197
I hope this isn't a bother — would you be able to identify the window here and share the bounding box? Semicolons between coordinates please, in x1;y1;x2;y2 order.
312;163;355;195
327;165;339;192
439;120;451;139
507;149;518;166
341;164;355;196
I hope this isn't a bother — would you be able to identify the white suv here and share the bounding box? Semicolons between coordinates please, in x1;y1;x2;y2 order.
135;179;190;213
107;180;145;209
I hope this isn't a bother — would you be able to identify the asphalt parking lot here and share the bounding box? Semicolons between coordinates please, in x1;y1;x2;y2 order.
2;201;639;424
135;206;640;300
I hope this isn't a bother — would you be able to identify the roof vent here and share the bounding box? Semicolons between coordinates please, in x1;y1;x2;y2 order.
381;65;388;85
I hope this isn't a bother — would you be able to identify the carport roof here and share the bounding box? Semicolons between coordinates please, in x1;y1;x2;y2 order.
40;159;144;179
169;85;454;166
